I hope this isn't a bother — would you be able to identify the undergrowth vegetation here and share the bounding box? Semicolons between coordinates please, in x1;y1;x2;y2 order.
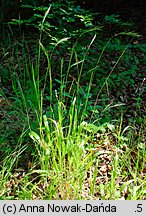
0;0;145;200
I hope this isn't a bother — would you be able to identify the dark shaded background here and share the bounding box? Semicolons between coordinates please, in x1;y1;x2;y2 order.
0;0;146;36
78;0;146;36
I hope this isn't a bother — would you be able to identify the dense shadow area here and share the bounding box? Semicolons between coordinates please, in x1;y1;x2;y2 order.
79;0;146;38
1;1;146;38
